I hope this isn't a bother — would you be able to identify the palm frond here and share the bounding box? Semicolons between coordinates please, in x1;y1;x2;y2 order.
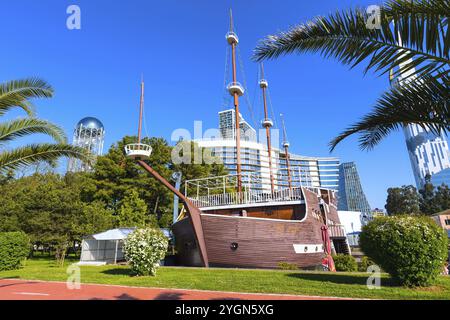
253;0;449;81
0;78;53;116
384;0;450;17
0;144;92;173
329;74;449;151
0;118;67;144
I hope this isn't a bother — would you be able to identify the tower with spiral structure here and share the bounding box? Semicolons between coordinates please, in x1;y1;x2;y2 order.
67;117;105;172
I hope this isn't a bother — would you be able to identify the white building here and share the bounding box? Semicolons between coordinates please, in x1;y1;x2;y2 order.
196;111;340;192
337;211;363;247
219;109;257;142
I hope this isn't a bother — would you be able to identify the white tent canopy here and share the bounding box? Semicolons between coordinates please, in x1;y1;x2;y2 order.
92;228;136;241
78;228;136;266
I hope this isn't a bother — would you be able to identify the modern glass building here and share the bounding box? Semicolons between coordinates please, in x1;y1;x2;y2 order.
393;55;450;189
196;111;340;192
403;126;450;189
218;109;257;142
338;162;371;222
431;168;450;188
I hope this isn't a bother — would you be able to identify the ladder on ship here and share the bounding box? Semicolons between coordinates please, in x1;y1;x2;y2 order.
332;238;351;255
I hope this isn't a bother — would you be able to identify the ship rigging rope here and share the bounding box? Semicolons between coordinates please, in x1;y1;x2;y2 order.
267;87;278;129
142;99;150;141
251;68;260;127
281;113;289;143
266;86;281;147
222;45;232;109
236;45;257;129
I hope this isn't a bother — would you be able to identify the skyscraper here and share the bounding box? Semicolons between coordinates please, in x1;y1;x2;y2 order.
67;117;105;173
218;109;257;142
393;43;450;189
403;125;450;189
338;162;371;222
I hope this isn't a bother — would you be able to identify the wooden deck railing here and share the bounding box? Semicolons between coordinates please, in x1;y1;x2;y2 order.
188;187;303;208
328;224;347;238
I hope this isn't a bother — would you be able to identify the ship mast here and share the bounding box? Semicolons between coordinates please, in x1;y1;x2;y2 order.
280;113;292;190
226;9;244;194
125;78;209;267
137;77;145;143
259;63;275;194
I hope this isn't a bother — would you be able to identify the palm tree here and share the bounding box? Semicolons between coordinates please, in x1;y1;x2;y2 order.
0;78;91;172
254;0;449;151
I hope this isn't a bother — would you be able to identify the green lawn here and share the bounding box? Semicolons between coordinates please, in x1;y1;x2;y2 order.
1;257;450;300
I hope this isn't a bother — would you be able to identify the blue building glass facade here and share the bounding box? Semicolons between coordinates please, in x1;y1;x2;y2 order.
338;162;371;220
431;168;450;187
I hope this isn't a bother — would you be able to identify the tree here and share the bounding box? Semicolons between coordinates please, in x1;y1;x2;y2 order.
254;0;449;151
171;141;229;197
0;78;90;173
433;184;450;212
77;201;115;236
92;137;228;227
0;170;14;185
92;136;173;220
116;189;148;228
0;172;113;265
419;174;440;214
385;185;421;215
1;173;85;265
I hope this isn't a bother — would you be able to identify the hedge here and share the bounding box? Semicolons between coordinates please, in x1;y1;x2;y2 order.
0;231;30;271
360;215;448;287
332;254;358;272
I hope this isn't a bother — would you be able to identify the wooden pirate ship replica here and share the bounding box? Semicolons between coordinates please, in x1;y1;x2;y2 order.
125;10;349;270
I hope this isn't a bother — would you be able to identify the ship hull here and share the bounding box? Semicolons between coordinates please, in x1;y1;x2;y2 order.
173;202;327;269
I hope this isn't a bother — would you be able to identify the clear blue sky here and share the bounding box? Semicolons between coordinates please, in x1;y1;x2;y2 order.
1;0;432;208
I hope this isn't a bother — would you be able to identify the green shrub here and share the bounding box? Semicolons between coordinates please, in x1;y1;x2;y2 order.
332;254;358;272
277;262;299;270
123;228;168;276
0;232;30;271
360;215;448;287
358;256;376;272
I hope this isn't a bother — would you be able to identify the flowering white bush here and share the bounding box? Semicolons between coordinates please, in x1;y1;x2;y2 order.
123;228;168;276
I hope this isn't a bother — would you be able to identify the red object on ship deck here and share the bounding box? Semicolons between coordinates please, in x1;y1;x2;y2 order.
321;225;336;272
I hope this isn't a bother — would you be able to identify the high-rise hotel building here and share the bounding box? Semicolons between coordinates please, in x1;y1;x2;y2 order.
196;110;340;192
338;162;372;222
394;52;450;189
404;125;450;189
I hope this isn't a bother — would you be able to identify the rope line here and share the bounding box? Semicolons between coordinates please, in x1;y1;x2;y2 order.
237;45;257;129
222;45;232;109
142;97;150;140
266;87;278;129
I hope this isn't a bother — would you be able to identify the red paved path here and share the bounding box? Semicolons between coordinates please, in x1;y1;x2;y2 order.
0;279;351;300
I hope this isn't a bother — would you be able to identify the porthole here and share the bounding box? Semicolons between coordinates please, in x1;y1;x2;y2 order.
230;242;239;251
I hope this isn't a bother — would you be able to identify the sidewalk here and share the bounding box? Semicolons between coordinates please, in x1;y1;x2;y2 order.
0;279;353;300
